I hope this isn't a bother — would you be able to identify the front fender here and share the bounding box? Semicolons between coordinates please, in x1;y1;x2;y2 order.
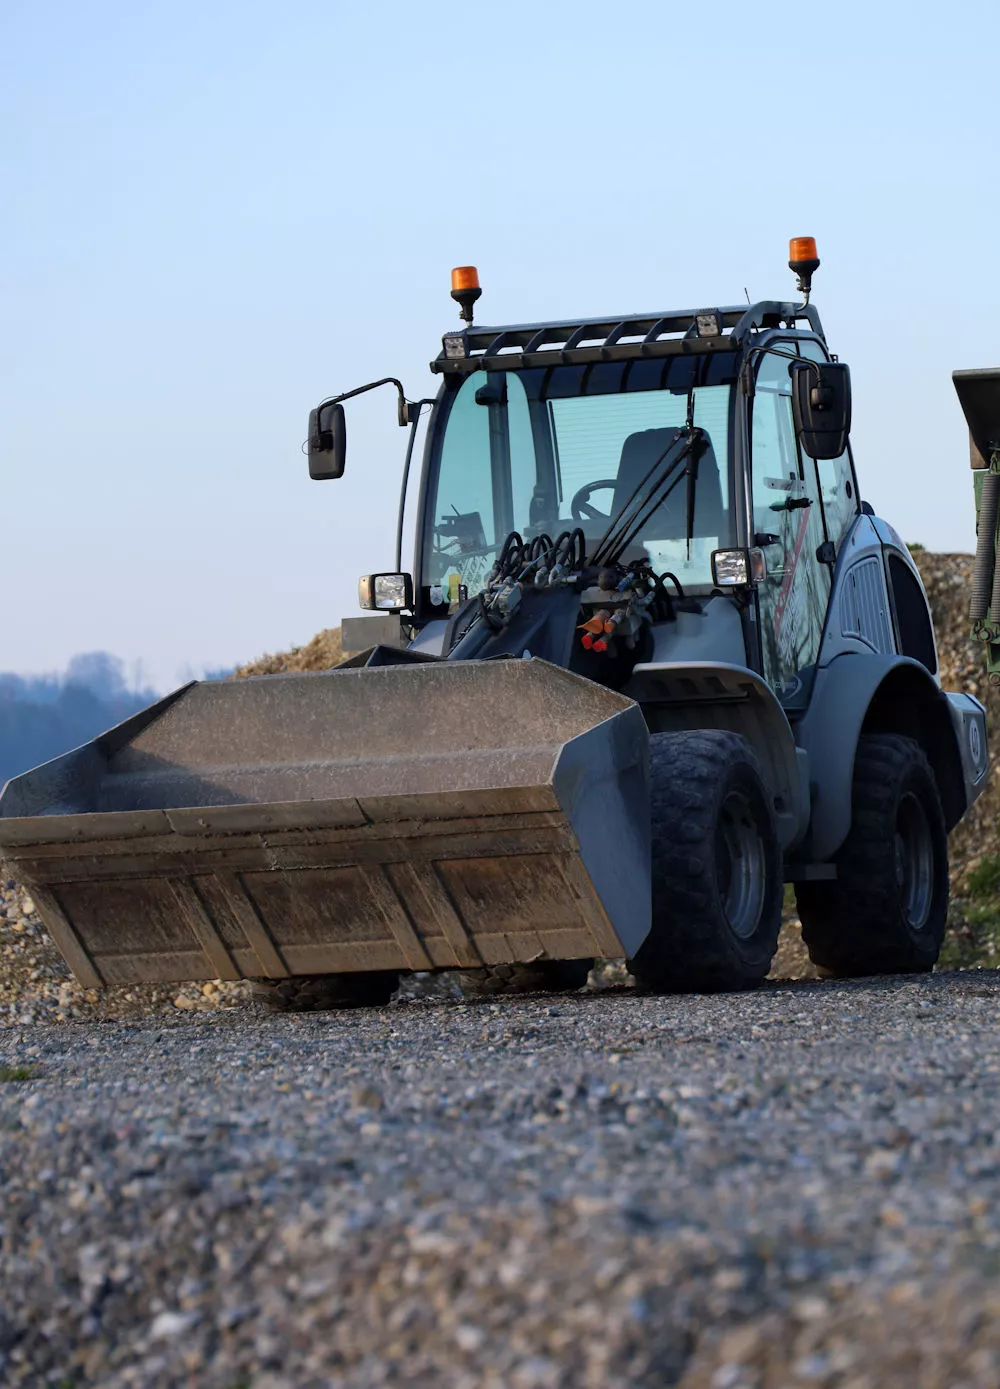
627;661;808;849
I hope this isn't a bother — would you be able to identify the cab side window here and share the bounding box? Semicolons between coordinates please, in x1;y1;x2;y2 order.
751;343;831;707
430;372;496;595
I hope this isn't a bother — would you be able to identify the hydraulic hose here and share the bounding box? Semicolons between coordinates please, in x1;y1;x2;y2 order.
493;531;525;581
971;471;1000;622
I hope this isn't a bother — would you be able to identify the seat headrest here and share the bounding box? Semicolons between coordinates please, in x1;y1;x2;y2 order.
611;428;723;542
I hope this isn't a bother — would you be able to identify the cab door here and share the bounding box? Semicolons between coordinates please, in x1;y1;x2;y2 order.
750;344;832;709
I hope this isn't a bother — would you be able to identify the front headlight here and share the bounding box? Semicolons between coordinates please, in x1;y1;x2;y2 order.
358;573;414;612
710;549;766;588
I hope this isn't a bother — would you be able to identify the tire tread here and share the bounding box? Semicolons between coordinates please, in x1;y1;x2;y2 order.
631;730;783;992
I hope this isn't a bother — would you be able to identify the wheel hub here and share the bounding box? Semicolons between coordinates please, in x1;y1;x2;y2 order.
894;791;934;930
716;790;766;939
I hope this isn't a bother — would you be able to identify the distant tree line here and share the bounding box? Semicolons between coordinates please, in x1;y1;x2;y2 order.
0;653;163;789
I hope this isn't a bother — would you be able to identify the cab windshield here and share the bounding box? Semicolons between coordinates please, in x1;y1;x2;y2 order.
421;355;737;603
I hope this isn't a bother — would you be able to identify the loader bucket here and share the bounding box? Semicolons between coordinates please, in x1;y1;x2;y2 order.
0;659;650;989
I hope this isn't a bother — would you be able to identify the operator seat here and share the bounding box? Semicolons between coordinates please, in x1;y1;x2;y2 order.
611;427;723;544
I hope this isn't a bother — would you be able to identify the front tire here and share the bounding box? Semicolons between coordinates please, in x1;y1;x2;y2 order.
250;971;400;1012
456;960;593;997
629;731;783;992
796;734;948;976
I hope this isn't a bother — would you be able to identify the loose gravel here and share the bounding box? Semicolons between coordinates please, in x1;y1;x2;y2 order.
3;972;1000;1387
0;877;254;1024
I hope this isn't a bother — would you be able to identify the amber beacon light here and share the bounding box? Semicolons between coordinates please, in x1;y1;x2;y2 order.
450;265;482;323
788;237;820;303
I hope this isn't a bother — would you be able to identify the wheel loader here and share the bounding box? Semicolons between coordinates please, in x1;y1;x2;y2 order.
0;240;989;1004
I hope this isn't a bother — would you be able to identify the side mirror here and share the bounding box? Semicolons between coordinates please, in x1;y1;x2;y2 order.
791;361;851;460
308;402;347;480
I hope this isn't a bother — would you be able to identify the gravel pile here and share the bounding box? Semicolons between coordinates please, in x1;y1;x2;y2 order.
236;625;342;678
2;974;1000;1386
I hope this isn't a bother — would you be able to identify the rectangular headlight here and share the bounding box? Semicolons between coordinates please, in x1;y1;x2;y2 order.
442;334;467;360
710;549;766;587
695;311;722;338
358;573;413;611
711;549;750;586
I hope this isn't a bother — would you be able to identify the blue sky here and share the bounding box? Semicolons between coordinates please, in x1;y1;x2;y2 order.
2;0;998;688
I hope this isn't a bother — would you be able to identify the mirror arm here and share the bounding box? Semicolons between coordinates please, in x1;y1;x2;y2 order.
742;343;821;400
744;343;843;411
394;400;437;574
316;376;413;427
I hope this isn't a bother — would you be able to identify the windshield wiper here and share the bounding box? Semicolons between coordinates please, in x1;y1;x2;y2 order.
684;387;698;562
590;427;708;567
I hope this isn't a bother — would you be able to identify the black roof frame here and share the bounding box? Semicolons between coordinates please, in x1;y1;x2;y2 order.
431;301;825;377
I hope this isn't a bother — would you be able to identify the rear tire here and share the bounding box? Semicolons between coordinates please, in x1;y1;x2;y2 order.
250;971;400;1012
796;734;948;976
629;731;783;992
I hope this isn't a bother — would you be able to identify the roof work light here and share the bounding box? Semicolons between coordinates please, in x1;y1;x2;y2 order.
451;266;482;324
788;237;820;303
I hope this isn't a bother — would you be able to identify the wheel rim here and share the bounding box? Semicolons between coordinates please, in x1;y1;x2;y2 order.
895;791;934;930
715;790;767;939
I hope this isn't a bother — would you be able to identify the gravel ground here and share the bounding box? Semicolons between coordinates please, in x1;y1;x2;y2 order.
3;972;1000;1388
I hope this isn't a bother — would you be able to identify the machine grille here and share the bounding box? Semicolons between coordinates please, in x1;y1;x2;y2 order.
840;556;894;653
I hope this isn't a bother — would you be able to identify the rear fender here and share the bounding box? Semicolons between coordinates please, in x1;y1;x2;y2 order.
795;654;984;861
625;661;808;848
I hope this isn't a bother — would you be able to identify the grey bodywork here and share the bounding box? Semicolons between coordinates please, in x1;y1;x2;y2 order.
576;507;987;871
795;514;986;862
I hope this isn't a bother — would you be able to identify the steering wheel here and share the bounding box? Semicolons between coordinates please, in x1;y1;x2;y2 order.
570;478;617;522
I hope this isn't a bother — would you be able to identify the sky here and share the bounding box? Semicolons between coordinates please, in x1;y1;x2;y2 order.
2;0;999;690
